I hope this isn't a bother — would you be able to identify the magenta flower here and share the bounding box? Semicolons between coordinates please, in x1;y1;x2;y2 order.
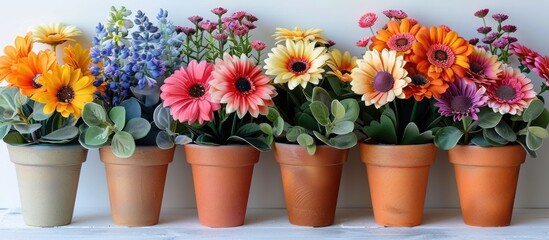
477;45;490;52
213;33;228;40
176;26;196;36
469;38;479;46
435;78;488;121
533;56;549;84
408;18;419;26
382;10;407;19
492;13;509;22
233;26;249;36
245;13;258;22
231;11;247;20
486;66;536;115
251;40;266;51
481;32;498;44
474;9;489;18
501;25;517;33
198;20;218;32
211;7;228;16
476;26;492;34
502;36;518;44
242;20;256;30
188;15;203;24
493;38;509;48
358;12;377;28
326;40;336;47
356;36;371;47
222;18;240;31
509;42;540;69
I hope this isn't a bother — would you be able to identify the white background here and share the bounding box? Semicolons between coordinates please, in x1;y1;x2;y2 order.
0;0;548;210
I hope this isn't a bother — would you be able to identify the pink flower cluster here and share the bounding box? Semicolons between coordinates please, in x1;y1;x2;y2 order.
510;43;549;85
178;7;259;37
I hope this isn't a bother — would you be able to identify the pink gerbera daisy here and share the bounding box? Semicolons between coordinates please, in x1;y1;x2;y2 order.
210;53;277;118
160;60;220;124
486;66;537;115
466;47;502;86
358;13;377;28
509;43;540;69
435;78;488;121
533;56;549;85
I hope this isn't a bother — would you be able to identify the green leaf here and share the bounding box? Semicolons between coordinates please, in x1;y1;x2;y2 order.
523;99;545;122
528;126;549;139
14;91;28;107
153;104;171;130
297;113;317;130
326;75;342;96
484;128;508;145
82;102;107;126
470;134;493;147
517;135;537;158
156;131;174;149
3;131;26;145
274;117;284;136
311;87;331;108
363;115;397;144
120;98;141;120
265;135;274;146
331;120;354;135
384;108;397;127
32;102;53;121
306;144;317;155
313;130;330;145
259;123;273;135
227;136;271;151
477;108;502;128
111;131;136;158
123;118;151;140
526;131;543;151
1;88;18;112
401;122;434;145
331;100;345;121
495;121;517;142
297;133;314;146
267;107;281;122
531;108;549;129
14;123;41;134
174;135;192;145
42;125;79;141
287;126;308;142
235;123;260;137
434;126;463;150
85;125;110;146
109;106;126;131
340;98;359;122
310;101;330;126
196;134;219;146
0;123;11;139
328;132;357;149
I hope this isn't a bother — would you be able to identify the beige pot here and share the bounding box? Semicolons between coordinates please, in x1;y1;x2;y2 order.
8;144;87;227
100;146;174;226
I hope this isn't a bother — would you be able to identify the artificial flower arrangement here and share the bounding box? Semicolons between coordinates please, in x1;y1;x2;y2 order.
79;6;186;157
0;23;96;145
432;9;549;157
263;27;360;154
154;7;277;151
351;10;460;145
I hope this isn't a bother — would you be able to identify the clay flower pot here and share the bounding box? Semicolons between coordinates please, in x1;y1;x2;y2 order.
359;143;437;227
273;143;348;227
184;144;260;228
8;144;87;227
448;144;526;227
100;146;174;226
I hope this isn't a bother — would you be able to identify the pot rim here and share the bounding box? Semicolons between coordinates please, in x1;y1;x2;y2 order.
184;144;260;167
273;142;349;166
358;142;437;167
448;144;526;167
8;144;87;166
100;146;175;166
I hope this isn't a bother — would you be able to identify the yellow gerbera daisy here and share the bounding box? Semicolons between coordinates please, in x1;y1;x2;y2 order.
274;27;328;44
31;23;82;47
326;48;357;82
63;44;92;77
0;33;34;83
264;40;329;90
31;65;96;119
12;50;57;96
351;49;411;108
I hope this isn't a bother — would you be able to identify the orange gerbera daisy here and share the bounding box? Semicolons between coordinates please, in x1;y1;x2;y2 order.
326;48;357;82
63;44;92;77
411;26;474;82
403;63;449;101
0;33;34;83
12;50;57;96
370;18;424;61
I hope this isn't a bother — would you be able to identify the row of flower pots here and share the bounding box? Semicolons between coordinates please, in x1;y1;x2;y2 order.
7;142;525;228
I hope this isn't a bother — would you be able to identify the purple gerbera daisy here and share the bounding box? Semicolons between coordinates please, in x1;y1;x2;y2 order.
434;78;489;121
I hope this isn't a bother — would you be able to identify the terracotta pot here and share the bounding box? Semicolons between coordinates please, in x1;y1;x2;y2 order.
273;143;348;227
184;144;259;227
448;144;526;227
100;146;174;226
8;144;87;227
359;143;437;227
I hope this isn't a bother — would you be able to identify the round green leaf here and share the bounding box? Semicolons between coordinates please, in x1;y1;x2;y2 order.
259;123;273;135
528;126;549;139
3;131;26;145
331;120;354;135
310;101;330;126
523;99;545;122
42;125;79;141
306;144;317;155
331;100;345;121
153;104;170;130
109;106;126;131
120;98;141;120
526;131;543;151
174;135;193;145
85;125;110;146
297;133;314;146
14;123;41;134
82;102;107;126
477;108;502;128
156;131;174;149
32;102;53;121
434;126;463;150
111;131;136;158
0;123;11;139
328;132;357;149
123;118;151;140
311;87;331;108
495;122;517;142
340;99;359;122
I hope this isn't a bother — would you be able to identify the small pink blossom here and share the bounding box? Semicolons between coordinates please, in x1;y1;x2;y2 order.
502;25;517;33
493;38;509;48
211;7;228;16
492;13;509;22
358;12;377;28
222;18;240;31
356;36;371;47
477;26;492;34
326;40;336;47
245;13;258;22
233;26;250;36
407;18;418;26
231;11;247;20
474;9;489;18
198;20;217;32
502;36;518;44
188;15;203;24
251;40;266;51
213;33;228;40
439;24;452;32
482;32;498;44
242;20;256;30
176;26;196;36
382;10;408;19
469;38;479;46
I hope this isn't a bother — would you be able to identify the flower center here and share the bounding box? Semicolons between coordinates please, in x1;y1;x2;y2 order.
450;95;473;112
32;74;43;88
387;33;415;52
469;61;484;75
427;44;456;68
341;70;351;75
48;32;59;37
57;86;75;103
411;74;429;86
496;85;517;101
235;77;252;93
373;71;395;92
288;59;310;75
189;84;206;98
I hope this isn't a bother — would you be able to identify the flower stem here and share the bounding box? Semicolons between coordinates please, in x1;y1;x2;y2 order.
462;119;469;144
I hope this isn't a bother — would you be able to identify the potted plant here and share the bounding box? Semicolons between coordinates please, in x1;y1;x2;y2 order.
263;27;359;227
155;7;277;228
350;10;471;226
0;24;95;226
434;9;549;227
78;6;184;226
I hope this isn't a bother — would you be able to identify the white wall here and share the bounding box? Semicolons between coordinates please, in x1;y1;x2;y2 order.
0;0;548;209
